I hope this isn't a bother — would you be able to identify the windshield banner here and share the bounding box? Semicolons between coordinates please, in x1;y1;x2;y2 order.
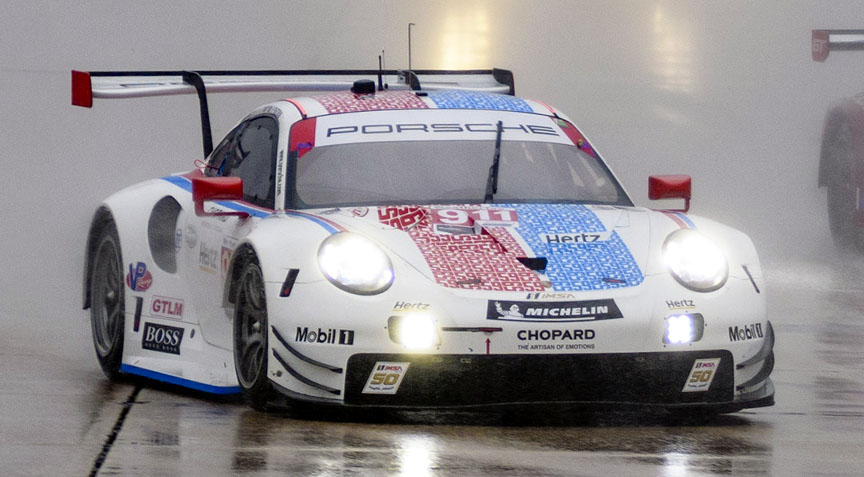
314;110;573;147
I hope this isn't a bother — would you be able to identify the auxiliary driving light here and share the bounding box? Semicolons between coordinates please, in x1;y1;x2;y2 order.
663;313;705;344
388;314;440;350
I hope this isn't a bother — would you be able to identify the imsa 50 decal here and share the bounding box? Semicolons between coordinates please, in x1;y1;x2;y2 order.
362;362;410;395
682;358;720;392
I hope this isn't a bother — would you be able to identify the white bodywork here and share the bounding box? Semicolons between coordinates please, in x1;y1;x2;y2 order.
81;77;772;410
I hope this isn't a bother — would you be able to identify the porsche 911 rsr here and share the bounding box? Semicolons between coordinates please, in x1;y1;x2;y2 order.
75;69;774;413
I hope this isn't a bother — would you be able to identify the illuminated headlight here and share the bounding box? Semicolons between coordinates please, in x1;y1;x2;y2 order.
662;229;728;292
664;313;705;344
388;315;440;350
317;232;394;295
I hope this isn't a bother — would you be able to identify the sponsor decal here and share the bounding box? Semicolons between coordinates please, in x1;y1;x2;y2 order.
150;296;184;320
220;247;232;275
174;228;183;253
205;206;230;222
525;292;581;300
317;110;572;148
126;262;152;292
326;122;559;138
487;299;622;322
430;208;518;228
666;299;695;310
682;358;720;392
516;328;596;351
351;207;369;217
142;322;184;355
183;225;198;248
295;327;355;345
729;323;764;342
540;232;611;244
247;104;283;119
393;301;430;313
275;149;284;202
199;243;219;273
362;361;410;394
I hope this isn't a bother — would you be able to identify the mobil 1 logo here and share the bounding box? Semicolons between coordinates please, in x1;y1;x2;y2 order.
142;322;184;355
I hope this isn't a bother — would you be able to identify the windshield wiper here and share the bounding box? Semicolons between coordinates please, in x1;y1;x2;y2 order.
484;120;504;203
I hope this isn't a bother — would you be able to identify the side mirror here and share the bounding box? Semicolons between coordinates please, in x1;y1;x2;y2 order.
648;175;691;213
191;177;250;218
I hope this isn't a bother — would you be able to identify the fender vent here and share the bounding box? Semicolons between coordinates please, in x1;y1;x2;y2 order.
148;196;182;273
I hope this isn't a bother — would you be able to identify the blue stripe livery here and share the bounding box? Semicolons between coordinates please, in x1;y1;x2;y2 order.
428;91;533;112
507;204;644;291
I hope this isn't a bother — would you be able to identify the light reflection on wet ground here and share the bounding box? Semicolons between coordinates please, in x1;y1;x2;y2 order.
4;254;864;475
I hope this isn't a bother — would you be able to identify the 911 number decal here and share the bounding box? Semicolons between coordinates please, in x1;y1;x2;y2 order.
682;358;720;392
433;208;518;225
362;361;410;394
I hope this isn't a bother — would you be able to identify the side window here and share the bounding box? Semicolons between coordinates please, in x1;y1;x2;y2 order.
223;117;279;208
206;128;239;177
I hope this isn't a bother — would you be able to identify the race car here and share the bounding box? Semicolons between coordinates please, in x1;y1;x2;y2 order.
813;29;864;250
75;68;774;413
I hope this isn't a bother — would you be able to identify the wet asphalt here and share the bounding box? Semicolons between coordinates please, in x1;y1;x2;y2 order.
3;253;864;476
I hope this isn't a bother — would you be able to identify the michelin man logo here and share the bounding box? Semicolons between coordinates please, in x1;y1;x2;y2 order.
495;301;523;318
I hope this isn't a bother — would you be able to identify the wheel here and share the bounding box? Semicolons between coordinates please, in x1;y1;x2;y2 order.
233;258;275;410
89;219;125;379
824;122;864;251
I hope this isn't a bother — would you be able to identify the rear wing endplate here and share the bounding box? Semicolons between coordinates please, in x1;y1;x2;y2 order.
812;30;864;62
71;68;515;157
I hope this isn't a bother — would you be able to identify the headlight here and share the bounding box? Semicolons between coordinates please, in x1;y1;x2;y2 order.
662;229;728;292
317;232;394;295
664;313;705;344
388;314;440;350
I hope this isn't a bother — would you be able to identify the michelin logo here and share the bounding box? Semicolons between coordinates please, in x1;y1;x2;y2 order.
487;299;622;322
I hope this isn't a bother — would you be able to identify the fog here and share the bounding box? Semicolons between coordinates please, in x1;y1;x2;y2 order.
2;1;863;355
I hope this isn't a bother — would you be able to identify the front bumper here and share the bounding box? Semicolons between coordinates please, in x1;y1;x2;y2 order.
342;350;757;409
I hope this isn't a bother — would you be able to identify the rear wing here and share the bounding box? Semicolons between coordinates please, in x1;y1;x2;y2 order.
71;68;515;156
812;30;864;62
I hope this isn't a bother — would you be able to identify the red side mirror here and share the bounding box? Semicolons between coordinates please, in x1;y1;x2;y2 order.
191;177;249;218
648;175;691;213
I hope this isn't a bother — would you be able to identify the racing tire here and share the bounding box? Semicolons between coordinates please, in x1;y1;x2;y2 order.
89;219;125;379
824;123;864;252
233;258;275;411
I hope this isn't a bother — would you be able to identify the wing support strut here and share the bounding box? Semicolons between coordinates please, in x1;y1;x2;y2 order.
181;71;214;158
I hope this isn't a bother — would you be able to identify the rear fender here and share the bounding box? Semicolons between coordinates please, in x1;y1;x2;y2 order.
819;99;864;188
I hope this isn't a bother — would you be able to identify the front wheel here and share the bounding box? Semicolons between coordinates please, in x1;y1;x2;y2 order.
89;219;125;379
233;258;275;410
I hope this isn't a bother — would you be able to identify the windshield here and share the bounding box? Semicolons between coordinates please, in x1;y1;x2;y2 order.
290;111;632;209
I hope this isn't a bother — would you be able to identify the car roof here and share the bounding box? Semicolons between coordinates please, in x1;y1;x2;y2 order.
284;90;562;118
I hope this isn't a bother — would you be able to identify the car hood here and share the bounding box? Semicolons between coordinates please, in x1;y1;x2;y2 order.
310;203;657;294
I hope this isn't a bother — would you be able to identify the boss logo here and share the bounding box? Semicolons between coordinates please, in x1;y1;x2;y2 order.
142;322;184;355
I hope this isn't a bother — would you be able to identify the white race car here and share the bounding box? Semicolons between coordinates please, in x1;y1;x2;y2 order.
75;68;774;413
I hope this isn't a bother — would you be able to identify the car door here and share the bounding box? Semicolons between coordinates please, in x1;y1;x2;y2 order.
183;115;280;350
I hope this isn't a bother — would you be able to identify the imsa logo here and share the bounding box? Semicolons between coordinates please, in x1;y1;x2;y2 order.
142;322;184;355
729;323;764;342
